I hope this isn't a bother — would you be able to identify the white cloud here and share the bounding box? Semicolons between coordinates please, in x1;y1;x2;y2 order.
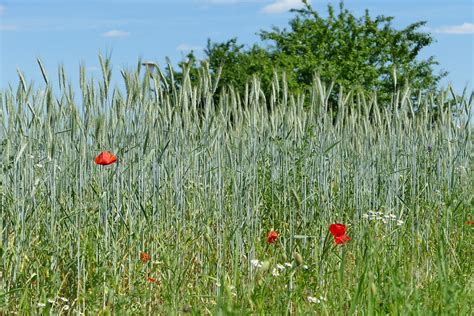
435;23;474;34
261;0;307;14
102;30;130;38
177;44;203;52
0;24;17;31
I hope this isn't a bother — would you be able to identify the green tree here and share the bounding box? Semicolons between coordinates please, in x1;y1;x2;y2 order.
204;38;274;93
184;1;446;106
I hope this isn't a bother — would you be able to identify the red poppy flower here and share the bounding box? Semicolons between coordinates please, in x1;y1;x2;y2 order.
148;277;156;283
267;230;278;244
466;220;474;225
329;223;350;245
140;252;151;263
95;151;117;165
334;234;350;244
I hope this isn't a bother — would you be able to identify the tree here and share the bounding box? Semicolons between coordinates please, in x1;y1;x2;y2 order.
204;38;274;94
185;1;446;106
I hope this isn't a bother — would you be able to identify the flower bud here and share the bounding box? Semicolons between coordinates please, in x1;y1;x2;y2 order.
293;252;303;265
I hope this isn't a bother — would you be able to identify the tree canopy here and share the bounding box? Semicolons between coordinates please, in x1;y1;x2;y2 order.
177;1;446;105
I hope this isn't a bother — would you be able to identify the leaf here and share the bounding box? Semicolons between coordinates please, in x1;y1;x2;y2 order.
323;140;340;155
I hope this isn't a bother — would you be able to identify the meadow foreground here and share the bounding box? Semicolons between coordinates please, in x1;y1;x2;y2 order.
0;64;472;314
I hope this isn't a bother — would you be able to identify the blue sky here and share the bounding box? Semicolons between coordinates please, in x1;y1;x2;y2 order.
0;0;473;92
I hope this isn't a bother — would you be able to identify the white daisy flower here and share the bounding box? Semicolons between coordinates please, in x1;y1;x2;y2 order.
307;296;321;303
251;259;262;268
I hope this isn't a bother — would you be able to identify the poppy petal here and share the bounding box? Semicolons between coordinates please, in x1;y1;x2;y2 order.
267;230;278;244
329;223;346;237
334;234;350;244
140;252;151;263
95;151;117;165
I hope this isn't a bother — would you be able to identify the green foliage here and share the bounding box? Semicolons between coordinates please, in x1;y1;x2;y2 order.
205;38;274;94
183;1;446;107
0;57;472;314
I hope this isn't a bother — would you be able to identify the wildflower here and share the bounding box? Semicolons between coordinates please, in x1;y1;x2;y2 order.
334;234;350;244
148;277;157;283
293;252;304;265
364;211;404;226
276;264;285;271
267;230;278;244
251;259;263;268
307;296;321;304
466;220;474;225
272;268;280;277
329;223;350;245
94;150;117;165
302;265;309;270
140;252;151;263
228;285;236;296
284;262;292;268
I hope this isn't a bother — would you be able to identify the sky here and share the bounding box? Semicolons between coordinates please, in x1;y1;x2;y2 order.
0;0;473;92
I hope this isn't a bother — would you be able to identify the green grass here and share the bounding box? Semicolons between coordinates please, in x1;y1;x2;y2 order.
0;58;472;314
